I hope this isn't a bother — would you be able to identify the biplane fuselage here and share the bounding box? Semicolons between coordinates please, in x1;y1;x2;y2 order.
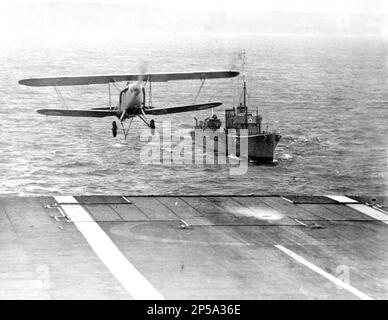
118;84;143;118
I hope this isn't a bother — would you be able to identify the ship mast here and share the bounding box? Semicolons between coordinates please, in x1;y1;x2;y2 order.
240;50;248;127
240;50;247;107
243;80;247;108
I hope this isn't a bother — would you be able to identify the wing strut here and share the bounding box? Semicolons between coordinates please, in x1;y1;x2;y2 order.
108;83;112;109
193;77;206;104
148;78;153;107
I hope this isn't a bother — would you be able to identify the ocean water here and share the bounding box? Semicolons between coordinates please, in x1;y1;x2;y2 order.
0;34;387;196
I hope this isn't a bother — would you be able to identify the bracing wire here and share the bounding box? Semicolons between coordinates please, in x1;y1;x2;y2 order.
193;77;206;104
53;85;70;109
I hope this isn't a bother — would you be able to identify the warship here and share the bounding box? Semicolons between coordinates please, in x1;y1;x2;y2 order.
190;81;281;163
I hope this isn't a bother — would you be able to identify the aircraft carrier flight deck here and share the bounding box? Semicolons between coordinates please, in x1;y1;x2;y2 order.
0;195;387;300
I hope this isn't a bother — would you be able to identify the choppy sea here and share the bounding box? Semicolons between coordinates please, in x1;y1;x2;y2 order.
0;34;387;195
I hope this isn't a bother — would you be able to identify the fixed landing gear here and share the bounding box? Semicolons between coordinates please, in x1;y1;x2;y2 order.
120;118;134;140
144;118;155;135
111;116;155;140
138;113;156;135
112;121;117;137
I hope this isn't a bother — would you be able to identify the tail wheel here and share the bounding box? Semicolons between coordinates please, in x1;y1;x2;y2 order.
112;121;117;137
150;119;155;129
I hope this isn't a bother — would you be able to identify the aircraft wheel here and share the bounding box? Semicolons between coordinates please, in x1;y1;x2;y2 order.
150;119;155;129
112;121;117;137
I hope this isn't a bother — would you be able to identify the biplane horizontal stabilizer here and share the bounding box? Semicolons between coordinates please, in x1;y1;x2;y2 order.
37;109;119;117
144;102;222;115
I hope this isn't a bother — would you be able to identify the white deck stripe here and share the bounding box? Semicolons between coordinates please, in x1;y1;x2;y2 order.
275;244;374;300
326;195;358;203
280;196;294;203
54;196;164;300
55;195;79;204
122;196;132;203
347;204;388;225
372;206;388;215
325;195;388;224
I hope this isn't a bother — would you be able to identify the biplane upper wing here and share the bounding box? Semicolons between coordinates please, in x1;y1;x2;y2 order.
144;102;222;115
37;109;119;117
19;71;239;87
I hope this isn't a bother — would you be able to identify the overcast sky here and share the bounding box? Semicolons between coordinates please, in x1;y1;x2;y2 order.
0;0;387;39
2;0;388;14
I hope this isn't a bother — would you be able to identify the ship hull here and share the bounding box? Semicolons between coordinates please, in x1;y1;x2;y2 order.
190;130;280;163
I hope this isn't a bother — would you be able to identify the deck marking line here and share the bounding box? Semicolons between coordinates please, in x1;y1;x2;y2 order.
280;196;294;204
275;244;374;300
372;206;388;215
294;219;307;227
122;196;132;204
325;195;388;224
346;204;388;224
325;195;358;203
54;196;164;300
180;219;190;227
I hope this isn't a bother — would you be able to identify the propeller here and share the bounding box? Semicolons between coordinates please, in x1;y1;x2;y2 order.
120;63;147;121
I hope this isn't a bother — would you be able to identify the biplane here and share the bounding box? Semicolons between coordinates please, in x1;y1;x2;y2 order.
19;71;239;139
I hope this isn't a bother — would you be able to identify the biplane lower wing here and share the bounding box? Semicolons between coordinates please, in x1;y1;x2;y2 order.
37;102;221;118
37;109;119;117
144;102;222;115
